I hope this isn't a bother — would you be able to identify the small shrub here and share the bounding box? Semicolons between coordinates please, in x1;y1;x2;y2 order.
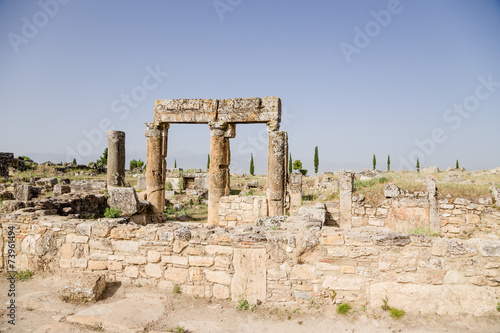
382;296;390;311
389;308;405;319
329;290;337;301
164;206;176;216
15;270;34;281
337;302;351;315
165;182;172;191
378;177;388;184
497;302;500;312
353;179;377;190
237;296;255;311
408;227;437;237
104;207;121;218
169;326;187;333
382;296;405;319
173;284;181;294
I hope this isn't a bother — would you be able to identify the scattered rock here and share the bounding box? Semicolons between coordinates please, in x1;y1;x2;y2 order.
53;184;71;197
421;166;440;174
60;274;106;303
174;227;191;241
383;183;400;198
173;203;184;211
107;187;146;216
245;180;259;188
255;216;285;228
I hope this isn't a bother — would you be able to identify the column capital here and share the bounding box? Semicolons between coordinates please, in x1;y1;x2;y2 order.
107;130;125;142
208;121;236;138
266;120;280;133
145;122;168;137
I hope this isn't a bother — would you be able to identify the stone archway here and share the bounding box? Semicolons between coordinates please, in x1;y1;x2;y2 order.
145;97;288;225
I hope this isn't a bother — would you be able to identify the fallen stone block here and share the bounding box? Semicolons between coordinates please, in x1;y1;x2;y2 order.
60;273;106;303
384;183;400;198
107;187;146;216
255;216;285;228
298;203;326;224
53;184;71;197
15;185;41;201
35;178;58;188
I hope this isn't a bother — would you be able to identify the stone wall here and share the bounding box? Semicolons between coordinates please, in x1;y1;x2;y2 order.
165;172;209;192
1;214;499;316
0;153;14;178
218;196;268;226
347;193;500;237
322;182;500;237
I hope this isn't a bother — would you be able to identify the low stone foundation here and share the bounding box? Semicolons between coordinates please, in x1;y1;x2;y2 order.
218;195;268;226
2;214;499;316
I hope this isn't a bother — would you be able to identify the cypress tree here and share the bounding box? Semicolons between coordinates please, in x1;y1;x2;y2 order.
314;146;319;174
250;154;255;176
416;158;420;172
174;160;177;168
207;154;210;171
288;153;292;173
456;160;459;169
387;155;391;172
373;154;376;170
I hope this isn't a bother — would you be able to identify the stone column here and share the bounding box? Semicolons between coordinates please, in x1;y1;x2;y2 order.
426;176;439;233
145;123;169;214
267;121;287;216
207;122;235;225
339;171;354;229
106;131;126;188
289;171;302;214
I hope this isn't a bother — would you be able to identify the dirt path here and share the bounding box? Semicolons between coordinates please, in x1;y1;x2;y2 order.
0;273;498;333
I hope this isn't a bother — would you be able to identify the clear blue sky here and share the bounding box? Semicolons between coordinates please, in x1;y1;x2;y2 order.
1;0;499;174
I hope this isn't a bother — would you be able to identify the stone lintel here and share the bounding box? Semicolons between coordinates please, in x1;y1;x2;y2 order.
154;97;280;124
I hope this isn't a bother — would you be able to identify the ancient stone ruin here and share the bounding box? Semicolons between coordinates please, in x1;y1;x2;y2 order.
144;97;288;224
106;130;126;188
1;97;499;325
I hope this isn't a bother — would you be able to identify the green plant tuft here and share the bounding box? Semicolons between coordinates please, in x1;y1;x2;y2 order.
382;296;405;319
237;296;255;311
389;308;405;319
378;177;388;184
408;227;437;237
15;270;34;281
173;284;181;294
336;302;351;315
104;207;121;218
165;181;172;191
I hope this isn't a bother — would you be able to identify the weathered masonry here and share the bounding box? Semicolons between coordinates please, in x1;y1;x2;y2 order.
145;97;288;224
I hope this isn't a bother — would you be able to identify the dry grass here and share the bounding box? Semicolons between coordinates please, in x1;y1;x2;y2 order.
352;171;499;204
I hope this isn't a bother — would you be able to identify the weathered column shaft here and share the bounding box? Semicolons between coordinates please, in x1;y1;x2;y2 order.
339;171;354;229
267;121;287;216
145;123;169;214
106;131;126;188
207;122;235;225
288;171;302;214
426;176;439;233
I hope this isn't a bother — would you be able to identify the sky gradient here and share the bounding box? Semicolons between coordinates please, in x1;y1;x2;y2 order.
1;0;499;174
